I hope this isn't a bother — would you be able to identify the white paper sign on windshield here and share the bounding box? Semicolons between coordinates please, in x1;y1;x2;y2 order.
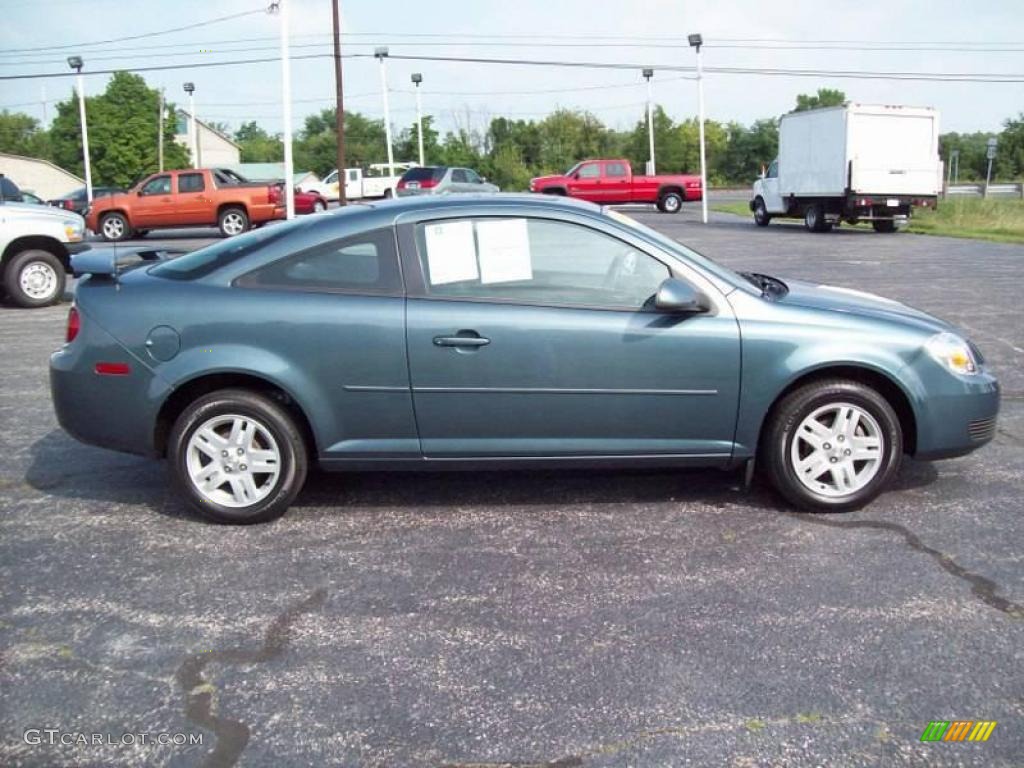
424;220;478;285
476;218;532;284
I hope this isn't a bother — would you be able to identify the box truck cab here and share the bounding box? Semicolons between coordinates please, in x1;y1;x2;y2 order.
751;104;942;233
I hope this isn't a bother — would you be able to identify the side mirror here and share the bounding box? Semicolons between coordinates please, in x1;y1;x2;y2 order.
654;277;710;313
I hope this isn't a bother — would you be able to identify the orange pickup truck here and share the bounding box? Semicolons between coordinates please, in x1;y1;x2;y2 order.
85;168;286;241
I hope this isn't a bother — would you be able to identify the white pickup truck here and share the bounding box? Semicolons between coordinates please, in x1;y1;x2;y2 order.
308;162;419;201
750;103;942;233
1;175;89;307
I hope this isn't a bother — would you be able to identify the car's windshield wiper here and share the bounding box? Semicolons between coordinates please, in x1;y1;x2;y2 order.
741;271;788;299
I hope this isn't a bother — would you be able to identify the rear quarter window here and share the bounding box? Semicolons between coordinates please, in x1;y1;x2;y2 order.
150;221;310;280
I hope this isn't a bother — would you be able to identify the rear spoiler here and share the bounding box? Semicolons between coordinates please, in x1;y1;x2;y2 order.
71;247;185;278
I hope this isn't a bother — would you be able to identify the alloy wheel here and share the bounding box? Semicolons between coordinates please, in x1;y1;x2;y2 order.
185;414;281;508
222;213;246;235
789;402;884;498
102;216;125;240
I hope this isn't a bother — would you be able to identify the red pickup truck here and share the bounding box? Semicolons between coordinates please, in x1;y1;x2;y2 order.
529;159;702;213
85;168;286;241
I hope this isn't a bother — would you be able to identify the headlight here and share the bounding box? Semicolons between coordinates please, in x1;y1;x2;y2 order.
925;332;979;375
63;219;84;242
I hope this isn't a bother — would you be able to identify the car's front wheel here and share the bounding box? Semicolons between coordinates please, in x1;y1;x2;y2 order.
168;389;308;524
753;197;771;226
4;249;66;308
763;379;903;512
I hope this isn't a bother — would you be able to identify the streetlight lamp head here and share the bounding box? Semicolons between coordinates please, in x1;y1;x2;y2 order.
411;73;423;85
67;56;83;71
688;33;703;49
642;67;654;80
374;46;389;59
183;82;195;95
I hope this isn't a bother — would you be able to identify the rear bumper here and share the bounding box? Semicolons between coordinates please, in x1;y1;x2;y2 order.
50;314;168;457
250;203;287;223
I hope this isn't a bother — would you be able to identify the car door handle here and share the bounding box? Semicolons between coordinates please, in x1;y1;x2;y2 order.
433;335;490;348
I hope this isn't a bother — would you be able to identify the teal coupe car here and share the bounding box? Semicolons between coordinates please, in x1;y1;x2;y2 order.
51;195;999;523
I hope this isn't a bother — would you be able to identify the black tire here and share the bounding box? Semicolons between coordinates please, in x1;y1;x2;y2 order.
803;204;831;233
872;220;897;233
134;229;150;238
99;211;131;242
168;389;308;524
218;206;249;238
313;199;326;213
659;191;683;214
3;249;66;308
542;188;567;196
763;379;903;512
753;197;771;226
383;189;393;199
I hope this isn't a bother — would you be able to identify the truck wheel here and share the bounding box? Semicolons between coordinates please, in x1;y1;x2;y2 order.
659;191;683;214
753;197;771;226
872;220;897;233
4;249;66;308
762;379;902;512
218;207;249;237
99;212;130;242
383;189;393;199
804;204;831;233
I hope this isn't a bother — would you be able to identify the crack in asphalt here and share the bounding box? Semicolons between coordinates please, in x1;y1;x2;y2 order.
786;514;1024;619
175;588;327;768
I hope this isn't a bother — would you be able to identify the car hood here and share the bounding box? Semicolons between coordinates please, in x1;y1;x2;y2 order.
1;201;84;223
775;278;952;334
531;174;567;185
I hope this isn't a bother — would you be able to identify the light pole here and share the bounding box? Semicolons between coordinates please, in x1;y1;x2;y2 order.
158;88;165;172
411;73;425;166
271;0;295;219
67;56;92;204
984;137;997;199
183;82;198;168
642;68;655;175
375;47;395;179
688;33;708;224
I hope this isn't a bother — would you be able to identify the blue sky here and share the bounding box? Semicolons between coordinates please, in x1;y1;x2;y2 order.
2;0;1022;144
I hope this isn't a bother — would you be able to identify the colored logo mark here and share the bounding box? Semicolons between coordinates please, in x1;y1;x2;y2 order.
920;721;997;742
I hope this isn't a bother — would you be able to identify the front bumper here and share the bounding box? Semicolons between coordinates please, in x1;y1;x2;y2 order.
910;364;1000;460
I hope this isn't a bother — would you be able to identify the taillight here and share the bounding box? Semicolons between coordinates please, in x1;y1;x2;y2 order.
420;179;439;189
63;200;74;210
269;185;281;204
66;306;80;343
397;180;407;189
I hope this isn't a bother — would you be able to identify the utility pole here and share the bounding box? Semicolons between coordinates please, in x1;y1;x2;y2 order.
412;73;425;166
67;56;92;203
158;88;165;172
375;47;395;179
331;0;347;205
984;137;997;199
689;33;708;224
273;0;295;219
643;68;655;175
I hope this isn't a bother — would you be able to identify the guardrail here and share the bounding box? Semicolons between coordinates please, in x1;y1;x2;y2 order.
946;183;1024;198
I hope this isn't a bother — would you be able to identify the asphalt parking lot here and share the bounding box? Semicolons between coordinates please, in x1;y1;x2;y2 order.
1;206;1022;767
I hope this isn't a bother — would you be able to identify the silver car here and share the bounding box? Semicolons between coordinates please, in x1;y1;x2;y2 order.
396;166;500;196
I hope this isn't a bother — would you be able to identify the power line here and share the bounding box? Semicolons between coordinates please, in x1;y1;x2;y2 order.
2;52;1022;83
0;8;270;54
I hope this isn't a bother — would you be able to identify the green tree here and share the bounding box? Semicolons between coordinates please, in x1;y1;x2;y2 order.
394;115;441;164
292;108;388;176
0;110;52;159
49;72;188;187
793;88;846;112
995;113;1024;179
234;121;283;163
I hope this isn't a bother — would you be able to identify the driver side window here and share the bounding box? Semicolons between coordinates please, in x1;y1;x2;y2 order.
417;217;670;310
577;163;600;179
141;175;171;196
767;160;778;179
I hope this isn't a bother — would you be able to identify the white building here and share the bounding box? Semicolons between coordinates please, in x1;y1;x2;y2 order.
174;110;241;167
0;152;83;199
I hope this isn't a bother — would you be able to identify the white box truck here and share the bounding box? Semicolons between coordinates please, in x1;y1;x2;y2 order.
750;104;942;233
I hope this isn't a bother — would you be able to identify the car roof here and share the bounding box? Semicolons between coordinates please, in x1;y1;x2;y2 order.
360;193;599;217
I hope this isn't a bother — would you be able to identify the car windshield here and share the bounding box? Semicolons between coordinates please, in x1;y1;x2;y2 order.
564;162;582;177
150;219;311;280
602;208;750;292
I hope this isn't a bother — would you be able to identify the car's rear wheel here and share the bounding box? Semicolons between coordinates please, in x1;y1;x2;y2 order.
218;207;249;237
803;204;831;232
763;379;902;512
313;199;326;213
753;197;771;226
659;191;683;214
100;212;130;242
168;389;308;524
4;249;66;308
872;220;897;233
